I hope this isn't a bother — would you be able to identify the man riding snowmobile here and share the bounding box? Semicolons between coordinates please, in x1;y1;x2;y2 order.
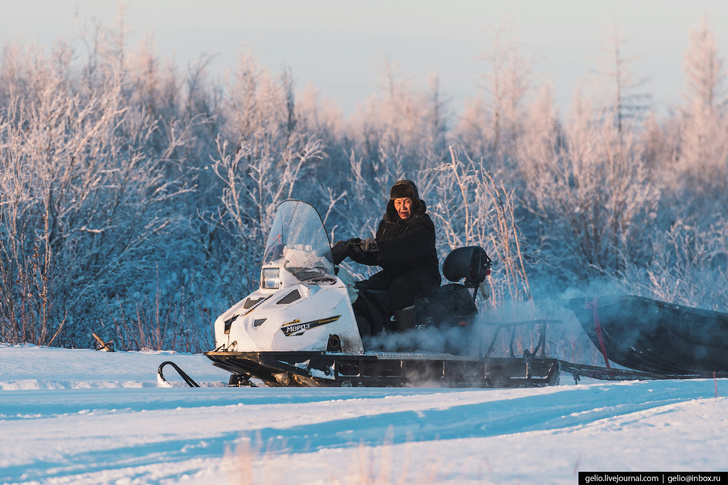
332;180;441;335
200;194;559;387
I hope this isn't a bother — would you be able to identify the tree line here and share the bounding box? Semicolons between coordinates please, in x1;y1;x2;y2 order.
1;17;727;354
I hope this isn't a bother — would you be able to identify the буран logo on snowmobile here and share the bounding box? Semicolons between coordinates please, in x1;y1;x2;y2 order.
281;315;341;337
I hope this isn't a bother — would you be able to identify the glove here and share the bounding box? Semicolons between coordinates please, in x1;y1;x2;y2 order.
331;239;351;265
331;238;362;265
361;238;378;252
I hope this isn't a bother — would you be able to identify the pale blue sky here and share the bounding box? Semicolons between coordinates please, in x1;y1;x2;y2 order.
2;1;727;117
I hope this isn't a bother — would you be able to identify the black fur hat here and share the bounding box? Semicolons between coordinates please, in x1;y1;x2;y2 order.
385;179;426;222
390;179;419;200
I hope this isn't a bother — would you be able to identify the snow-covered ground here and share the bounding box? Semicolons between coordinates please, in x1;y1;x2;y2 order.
1;344;726;484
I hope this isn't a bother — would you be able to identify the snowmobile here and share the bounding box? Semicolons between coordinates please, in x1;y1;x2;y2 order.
203;200;560;388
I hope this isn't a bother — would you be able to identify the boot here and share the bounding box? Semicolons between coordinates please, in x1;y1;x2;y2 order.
393;305;417;332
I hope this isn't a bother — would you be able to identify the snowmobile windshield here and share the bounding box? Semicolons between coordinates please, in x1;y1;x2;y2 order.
262;200;335;282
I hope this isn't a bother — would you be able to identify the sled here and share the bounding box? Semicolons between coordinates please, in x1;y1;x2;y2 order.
560;294;728;375
204;200;560;388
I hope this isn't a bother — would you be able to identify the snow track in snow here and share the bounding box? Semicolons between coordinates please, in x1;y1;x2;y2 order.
1;346;726;484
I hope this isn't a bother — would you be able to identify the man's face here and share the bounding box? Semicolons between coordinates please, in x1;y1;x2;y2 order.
394;197;412;220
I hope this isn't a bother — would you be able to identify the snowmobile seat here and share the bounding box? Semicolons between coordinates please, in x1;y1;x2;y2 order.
351;246;492;338
442;246;492;288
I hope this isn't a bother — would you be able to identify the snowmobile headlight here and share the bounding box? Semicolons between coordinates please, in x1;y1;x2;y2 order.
261;267;281;289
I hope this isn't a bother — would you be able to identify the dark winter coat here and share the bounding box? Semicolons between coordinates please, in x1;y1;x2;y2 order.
349;184;441;289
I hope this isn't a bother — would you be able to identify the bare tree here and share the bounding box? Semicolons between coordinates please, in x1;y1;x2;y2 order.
683;16;724;111
592;21;651;137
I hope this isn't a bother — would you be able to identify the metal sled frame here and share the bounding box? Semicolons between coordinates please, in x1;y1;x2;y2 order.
482;319;561;358
205;350;560;388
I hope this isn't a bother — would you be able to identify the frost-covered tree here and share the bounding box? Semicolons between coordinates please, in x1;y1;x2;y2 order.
454;21;533;176
667;16;728;221
195;49;327;300
0;43;194;346
517;96;658;281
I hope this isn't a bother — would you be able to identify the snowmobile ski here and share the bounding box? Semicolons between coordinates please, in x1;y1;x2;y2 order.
157;361;200;387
